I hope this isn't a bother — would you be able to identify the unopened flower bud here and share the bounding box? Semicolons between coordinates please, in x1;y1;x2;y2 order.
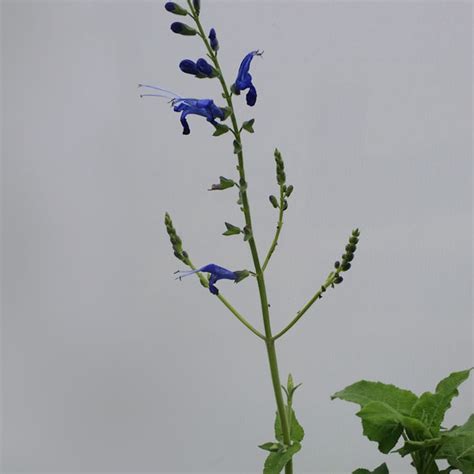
170;22;197;36
269;195;279;208
164;2;188;15
209;28;219;51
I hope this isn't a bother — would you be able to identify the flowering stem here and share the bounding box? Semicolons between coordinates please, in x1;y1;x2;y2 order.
187;4;293;472
262;185;285;272
273;271;339;341
186;260;265;340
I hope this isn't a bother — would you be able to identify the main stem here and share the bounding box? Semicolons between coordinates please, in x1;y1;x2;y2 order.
188;6;293;472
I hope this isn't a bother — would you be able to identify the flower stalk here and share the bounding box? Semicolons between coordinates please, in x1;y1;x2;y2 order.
146;3;361;472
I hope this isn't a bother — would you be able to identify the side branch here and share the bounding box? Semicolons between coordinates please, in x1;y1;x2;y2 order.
272;270;339;341
273;228;361;341
262;186;285;272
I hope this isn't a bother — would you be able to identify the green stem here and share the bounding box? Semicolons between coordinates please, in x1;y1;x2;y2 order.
262;185;285;271
188;5;293;472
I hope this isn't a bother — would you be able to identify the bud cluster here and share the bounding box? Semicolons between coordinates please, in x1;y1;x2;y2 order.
269;149;294;211
333;228;360;284
165;212;189;264
179;58;217;78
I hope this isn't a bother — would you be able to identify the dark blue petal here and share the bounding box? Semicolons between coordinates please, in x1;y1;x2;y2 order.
180;114;190;135
179;59;199;75
246;84;257;106
209;283;219;295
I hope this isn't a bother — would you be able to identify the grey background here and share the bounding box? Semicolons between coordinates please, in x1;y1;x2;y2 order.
1;0;472;473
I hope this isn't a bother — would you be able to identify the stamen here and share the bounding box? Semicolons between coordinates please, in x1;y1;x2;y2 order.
138;84;181;98
174;269;200;280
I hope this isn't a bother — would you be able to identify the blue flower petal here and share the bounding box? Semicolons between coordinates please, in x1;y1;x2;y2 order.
246;84;257;107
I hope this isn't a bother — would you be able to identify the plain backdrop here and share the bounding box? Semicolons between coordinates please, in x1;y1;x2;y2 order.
1;1;472;473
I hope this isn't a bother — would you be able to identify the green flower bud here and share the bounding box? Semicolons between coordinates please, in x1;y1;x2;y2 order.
285;185;294;197
269;195;279;208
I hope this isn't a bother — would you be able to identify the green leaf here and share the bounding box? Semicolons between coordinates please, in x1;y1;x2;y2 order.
212;123;230;136
411;369;472;434
436;415;474;473
233;139;242;154
275;407;304;443
331;380;418;415
263;442;301;474
222;222;241;236
242;118;255;133
259;442;282;452
209;176;235;191
356;401;431;454
353;463;389;474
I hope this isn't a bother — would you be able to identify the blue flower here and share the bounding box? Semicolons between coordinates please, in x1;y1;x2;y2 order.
175;264;238;295
209;28;219;52
231;50;263;107
138;84;227;135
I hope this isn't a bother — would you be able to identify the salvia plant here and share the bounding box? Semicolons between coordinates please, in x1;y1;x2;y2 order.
141;2;473;473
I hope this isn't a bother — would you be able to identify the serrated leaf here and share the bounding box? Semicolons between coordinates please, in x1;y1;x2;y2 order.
332;380;418;415
259;442;282;452
356;401;430;454
411;369;472;434
222;222;241;236
436;415;474;473
242;118;255;133
275;407;304;443
263;442;301;474
353;463;389;474
212;123;230;136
